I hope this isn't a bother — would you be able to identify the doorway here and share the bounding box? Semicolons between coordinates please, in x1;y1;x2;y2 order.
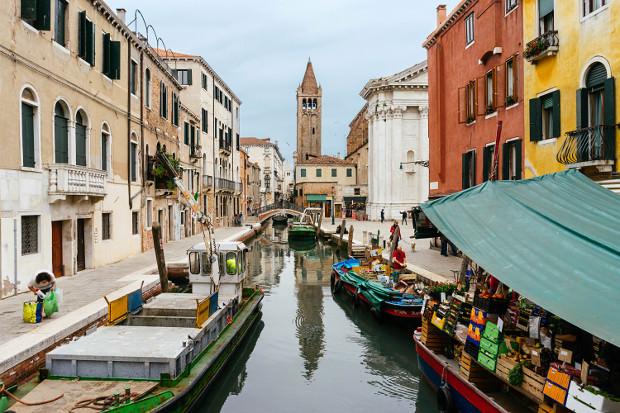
51;221;64;277
324;201;331;218
168;205;173;241
335;203;342;219
77;218;85;271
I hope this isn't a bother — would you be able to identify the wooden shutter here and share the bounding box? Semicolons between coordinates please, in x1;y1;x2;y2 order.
482;146;491;182
36;0;51;30
102;33;111;76
76;124;87;166
21;103;35;168
502;142;509;179
603;77;616;160
101;135;108;171
78;11;86;58
86;20;95;65
551;90;561;138
110;41;121;80
54;115;68;163
458;86;467;124
184;122;189;145
187;70;193;85
462;153;469;189
576;88;589;129
529;98;542;141
515;140;523;180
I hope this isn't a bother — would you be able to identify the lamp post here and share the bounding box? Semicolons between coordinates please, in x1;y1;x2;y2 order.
331;185;335;225
399;160;430;169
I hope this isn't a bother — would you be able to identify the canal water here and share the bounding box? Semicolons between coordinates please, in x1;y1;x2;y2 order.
195;223;439;412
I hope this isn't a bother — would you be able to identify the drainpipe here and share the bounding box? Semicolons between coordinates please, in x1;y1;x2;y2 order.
13;218;18;296
127;43;133;210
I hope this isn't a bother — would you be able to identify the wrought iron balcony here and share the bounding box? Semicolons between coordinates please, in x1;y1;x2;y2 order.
190;145;202;159
556;125;616;169
48;164;107;198
525;31;559;63
215;177;236;192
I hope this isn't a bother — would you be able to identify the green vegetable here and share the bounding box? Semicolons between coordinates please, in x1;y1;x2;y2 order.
508;363;523;386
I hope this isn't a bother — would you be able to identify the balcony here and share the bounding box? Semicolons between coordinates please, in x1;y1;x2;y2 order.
235;182;243;194
219;138;232;155
190;145;202;160
215;177;236;192
556;125;616;171
525;31;559;63
203;174;213;190
48;164;106;201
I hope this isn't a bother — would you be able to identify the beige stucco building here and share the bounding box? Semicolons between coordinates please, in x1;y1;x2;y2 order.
240;138;285;207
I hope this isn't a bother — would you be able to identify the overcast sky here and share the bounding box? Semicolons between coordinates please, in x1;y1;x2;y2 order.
107;0;460;161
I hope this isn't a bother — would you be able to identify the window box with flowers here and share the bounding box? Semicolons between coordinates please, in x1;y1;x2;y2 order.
524;31;559;63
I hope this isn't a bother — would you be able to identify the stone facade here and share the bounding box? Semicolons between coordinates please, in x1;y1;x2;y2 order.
296;60;322;164
361;61;430;221
240;138;284;207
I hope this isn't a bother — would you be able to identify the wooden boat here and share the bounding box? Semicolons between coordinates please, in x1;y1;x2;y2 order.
288;207;321;241
331;258;423;322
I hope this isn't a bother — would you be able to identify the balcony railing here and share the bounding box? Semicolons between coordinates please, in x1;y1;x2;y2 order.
525;31;559;63
556;125;616;168
190;145;202;159
203;174;213;189
219;138;232;154
215;177;236;192
48;164;106;197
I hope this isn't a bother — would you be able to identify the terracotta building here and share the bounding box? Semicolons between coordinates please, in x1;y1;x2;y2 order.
424;2;524;198
345;105;369;186
296;59;322;163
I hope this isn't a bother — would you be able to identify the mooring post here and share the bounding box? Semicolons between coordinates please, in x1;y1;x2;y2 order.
152;222;169;292
339;219;346;248
347;225;354;257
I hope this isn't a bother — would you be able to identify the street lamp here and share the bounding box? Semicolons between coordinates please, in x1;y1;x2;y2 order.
400;160;430;169
331;185;335;225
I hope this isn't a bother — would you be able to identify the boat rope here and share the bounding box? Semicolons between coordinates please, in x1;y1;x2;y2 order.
440;363;449;386
0;383;64;406
69;390;139;412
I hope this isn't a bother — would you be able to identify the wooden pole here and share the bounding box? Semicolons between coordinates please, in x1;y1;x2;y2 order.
338;219;346;248
347;225;354;257
152;222;169;292
316;211;323;237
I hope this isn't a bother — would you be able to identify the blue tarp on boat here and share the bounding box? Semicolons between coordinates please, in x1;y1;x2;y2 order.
421;170;620;347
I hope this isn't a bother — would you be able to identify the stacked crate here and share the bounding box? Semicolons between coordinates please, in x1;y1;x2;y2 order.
496;356;545;403
421;318;450;352
459;352;501;391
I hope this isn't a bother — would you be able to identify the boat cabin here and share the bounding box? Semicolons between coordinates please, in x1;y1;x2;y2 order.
188;241;248;306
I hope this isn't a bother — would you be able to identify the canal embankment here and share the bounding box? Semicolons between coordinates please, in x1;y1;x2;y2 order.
0;223;263;388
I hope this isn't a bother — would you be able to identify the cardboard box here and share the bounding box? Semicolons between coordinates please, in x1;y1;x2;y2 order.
559;348;573;363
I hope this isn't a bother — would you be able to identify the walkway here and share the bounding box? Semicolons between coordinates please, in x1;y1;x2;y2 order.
321;219;462;283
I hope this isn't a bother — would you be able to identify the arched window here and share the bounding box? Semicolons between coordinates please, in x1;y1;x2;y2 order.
54;101;69;164
407;150;415;162
21;87;39;168
101;122;111;173
145;68;151;108
75;109;88;166
302;98;307;110
313;99;317;109
583;62;610;129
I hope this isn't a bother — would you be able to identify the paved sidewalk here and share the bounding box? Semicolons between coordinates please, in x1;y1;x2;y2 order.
321;219;462;282
0;226;244;346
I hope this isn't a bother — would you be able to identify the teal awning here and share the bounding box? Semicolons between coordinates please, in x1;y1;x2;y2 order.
421;170;620;347
306;194;327;202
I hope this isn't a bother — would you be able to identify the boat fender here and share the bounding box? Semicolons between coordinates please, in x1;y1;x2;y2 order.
437;383;454;413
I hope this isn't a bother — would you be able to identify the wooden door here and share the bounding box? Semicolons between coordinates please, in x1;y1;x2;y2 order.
51;221;64;277
335;203;342;218
77;219;85;271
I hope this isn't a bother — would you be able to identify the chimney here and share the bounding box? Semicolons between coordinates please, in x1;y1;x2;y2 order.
436;5;447;27
116;8;126;23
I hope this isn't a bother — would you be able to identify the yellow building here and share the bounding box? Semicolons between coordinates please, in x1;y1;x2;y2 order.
524;0;619;189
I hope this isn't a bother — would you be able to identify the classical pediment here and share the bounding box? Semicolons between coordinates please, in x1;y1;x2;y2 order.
360;60;428;98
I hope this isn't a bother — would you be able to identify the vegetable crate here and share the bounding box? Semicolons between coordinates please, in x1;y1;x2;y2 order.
496;356;545;403
459;352;501;392
421;319;449;352
565;381;620;413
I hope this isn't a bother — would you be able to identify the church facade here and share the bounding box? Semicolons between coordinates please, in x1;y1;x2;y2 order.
361;61;430;221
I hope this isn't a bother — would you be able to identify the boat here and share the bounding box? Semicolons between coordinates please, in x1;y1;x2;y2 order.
271;214;288;225
288;207;321;241
331;258;424;322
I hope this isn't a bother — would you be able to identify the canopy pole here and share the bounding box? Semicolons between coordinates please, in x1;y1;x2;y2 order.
490;120;503;181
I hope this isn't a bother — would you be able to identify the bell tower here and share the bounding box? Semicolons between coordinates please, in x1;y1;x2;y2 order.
296;58;322;163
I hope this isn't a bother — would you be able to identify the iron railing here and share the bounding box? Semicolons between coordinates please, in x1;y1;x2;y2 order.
525;30;559;63
254;201;303;215
215;177;236;192
190;145;202;159
219;137;232;154
556;125;616;165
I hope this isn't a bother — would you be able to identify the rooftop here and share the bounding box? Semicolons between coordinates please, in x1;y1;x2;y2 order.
297;155;355;166
423;0;473;49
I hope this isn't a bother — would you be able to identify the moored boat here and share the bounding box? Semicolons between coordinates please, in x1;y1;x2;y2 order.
288;207;321;241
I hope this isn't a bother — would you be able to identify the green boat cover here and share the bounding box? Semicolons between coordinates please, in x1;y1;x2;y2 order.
421;170;620;347
338;270;402;310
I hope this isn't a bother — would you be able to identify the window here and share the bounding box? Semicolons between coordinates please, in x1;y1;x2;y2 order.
538;0;554;34
316;168;322;177
54;101;69;163
184;122;190;145
506;0;518;13
102;212;111;240
21;88;39;168
529;91;560;141
506;57;517;105
54;0;67;46
172;93;179;126
130;60;138;95
583;0;607;16
21;215;39;255
78;11;95;65
502;140;522;180
101;123;110;172
300;168;306;177
482;144;496;181
75;110;88;166
145;69;151;107
21;0;51;30
331;168;337;177
146;199;153;229
485;69;496;114
465;12;475;45
202;109;208;133
462;150;476;189
160;82;168;118
466;80;476;122
130;141;137;182
102;33;121;79
201;73;208;90
175;69;192;85
131;211;139;235
354;188;361;196
225;252;237;275
346;168;352;177
236;133;240;150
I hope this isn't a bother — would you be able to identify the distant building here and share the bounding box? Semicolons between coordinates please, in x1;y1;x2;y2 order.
283;160;294;201
247;161;261;213
361;61;429;220
240;138;284;206
345;105;369;214
296;60;322;164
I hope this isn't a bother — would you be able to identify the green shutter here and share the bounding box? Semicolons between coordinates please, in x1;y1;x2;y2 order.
101;135;108;171
462;153;468;189
603;77;616;160
576;88;589;129
102;33;111;76
110;41;121;80
21;103;35;168
187;70;193;85
502;142;509;180
529;98;542;141
190;126;195;148
482;146;491;181
586;63;607;89
184;122;189;145
78;11;86;58
36;0;51;30
552;90;561;138
76;124;87;166
54;115;68;163
86;20;95;65
539;0;554;18
515;140;523;180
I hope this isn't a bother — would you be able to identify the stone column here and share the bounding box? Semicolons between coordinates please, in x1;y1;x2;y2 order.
391;106;404;213
366;109;375;218
418;105;430;204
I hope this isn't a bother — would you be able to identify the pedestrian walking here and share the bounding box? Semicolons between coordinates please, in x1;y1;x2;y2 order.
380;208;385;223
401;210;408;225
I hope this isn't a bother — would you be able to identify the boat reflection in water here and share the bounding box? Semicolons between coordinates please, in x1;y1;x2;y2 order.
194;223;438;412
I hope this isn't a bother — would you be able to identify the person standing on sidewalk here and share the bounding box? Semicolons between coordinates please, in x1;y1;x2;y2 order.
380;208;385;223
391;245;407;283
389;220;401;248
401;210;408;225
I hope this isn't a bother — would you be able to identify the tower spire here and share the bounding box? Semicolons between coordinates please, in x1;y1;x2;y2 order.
301;59;319;94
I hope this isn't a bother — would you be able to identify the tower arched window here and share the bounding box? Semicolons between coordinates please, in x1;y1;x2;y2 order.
313;99;317;109
54;101;70;164
21;87;40;168
302;98;307;110
75;109;88;166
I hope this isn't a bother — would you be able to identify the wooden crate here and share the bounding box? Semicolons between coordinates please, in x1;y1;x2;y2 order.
522;366;546;403
421;319;449;351
496;356;517;382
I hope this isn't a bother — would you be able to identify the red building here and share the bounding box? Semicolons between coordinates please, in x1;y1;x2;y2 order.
424;1;524;198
